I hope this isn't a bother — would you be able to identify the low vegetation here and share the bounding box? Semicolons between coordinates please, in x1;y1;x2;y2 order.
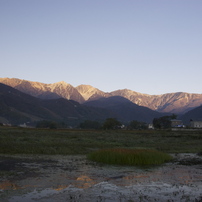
0;127;202;155
87;148;172;166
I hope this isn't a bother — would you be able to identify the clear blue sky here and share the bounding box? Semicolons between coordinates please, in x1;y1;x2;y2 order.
1;0;202;95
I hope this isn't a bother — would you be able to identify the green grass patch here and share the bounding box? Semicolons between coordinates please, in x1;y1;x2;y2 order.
0;127;202;155
87;148;173;166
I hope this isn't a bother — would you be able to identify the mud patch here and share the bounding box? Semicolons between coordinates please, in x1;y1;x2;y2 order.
0;154;202;201
173;153;202;165
0;156;58;181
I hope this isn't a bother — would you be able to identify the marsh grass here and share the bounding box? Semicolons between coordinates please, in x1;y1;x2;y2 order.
87;148;173;166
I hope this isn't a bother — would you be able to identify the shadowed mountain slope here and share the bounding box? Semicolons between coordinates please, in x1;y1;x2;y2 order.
84;96;165;123
180;105;202;125
0;83;113;125
0;83;60;124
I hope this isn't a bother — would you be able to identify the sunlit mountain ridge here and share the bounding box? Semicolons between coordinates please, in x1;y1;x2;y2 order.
1;77;202;114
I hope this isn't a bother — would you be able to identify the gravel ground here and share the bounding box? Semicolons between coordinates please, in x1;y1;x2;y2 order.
0;153;202;202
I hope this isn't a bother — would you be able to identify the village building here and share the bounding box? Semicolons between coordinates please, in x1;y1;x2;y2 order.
148;123;154;129
171;119;184;128
190;121;202;128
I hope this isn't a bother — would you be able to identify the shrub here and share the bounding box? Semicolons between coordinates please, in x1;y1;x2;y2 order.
87;148;172;166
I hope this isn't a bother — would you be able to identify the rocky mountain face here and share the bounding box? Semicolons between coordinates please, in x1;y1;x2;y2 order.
76;85;107;101
0;78;85;103
1;78;202;114
110;90;202;114
76;86;202;114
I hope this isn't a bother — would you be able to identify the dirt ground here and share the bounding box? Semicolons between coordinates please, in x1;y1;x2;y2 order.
0;153;202;202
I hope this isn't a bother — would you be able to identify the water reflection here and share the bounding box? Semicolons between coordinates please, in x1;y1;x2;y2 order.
119;166;202;186
53;185;68;191
75;175;96;188
0;181;21;190
50;165;202;191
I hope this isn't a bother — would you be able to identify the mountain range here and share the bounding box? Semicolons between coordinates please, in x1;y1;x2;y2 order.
0;78;201;126
1;77;202;114
0;82;165;126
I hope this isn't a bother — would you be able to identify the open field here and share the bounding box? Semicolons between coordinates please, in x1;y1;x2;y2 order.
1;127;202;201
0;127;202;155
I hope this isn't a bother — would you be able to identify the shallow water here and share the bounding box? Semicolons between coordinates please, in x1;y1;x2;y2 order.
0;154;202;201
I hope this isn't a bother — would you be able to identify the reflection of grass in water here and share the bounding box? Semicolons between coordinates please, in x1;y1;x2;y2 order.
87;148;173;166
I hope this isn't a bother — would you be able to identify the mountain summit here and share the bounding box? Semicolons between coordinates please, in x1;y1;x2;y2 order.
0;78;84;103
76;84;108;101
1;77;202;114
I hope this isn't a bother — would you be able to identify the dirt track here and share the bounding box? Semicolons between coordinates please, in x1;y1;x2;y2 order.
0;154;202;201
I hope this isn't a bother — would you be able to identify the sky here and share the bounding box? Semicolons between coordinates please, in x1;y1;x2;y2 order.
0;0;202;95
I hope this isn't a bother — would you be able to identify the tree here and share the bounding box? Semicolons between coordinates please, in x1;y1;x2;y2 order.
102;118;122;130
79;120;101;129
129;120;147;130
49;121;57;129
153;116;173;129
